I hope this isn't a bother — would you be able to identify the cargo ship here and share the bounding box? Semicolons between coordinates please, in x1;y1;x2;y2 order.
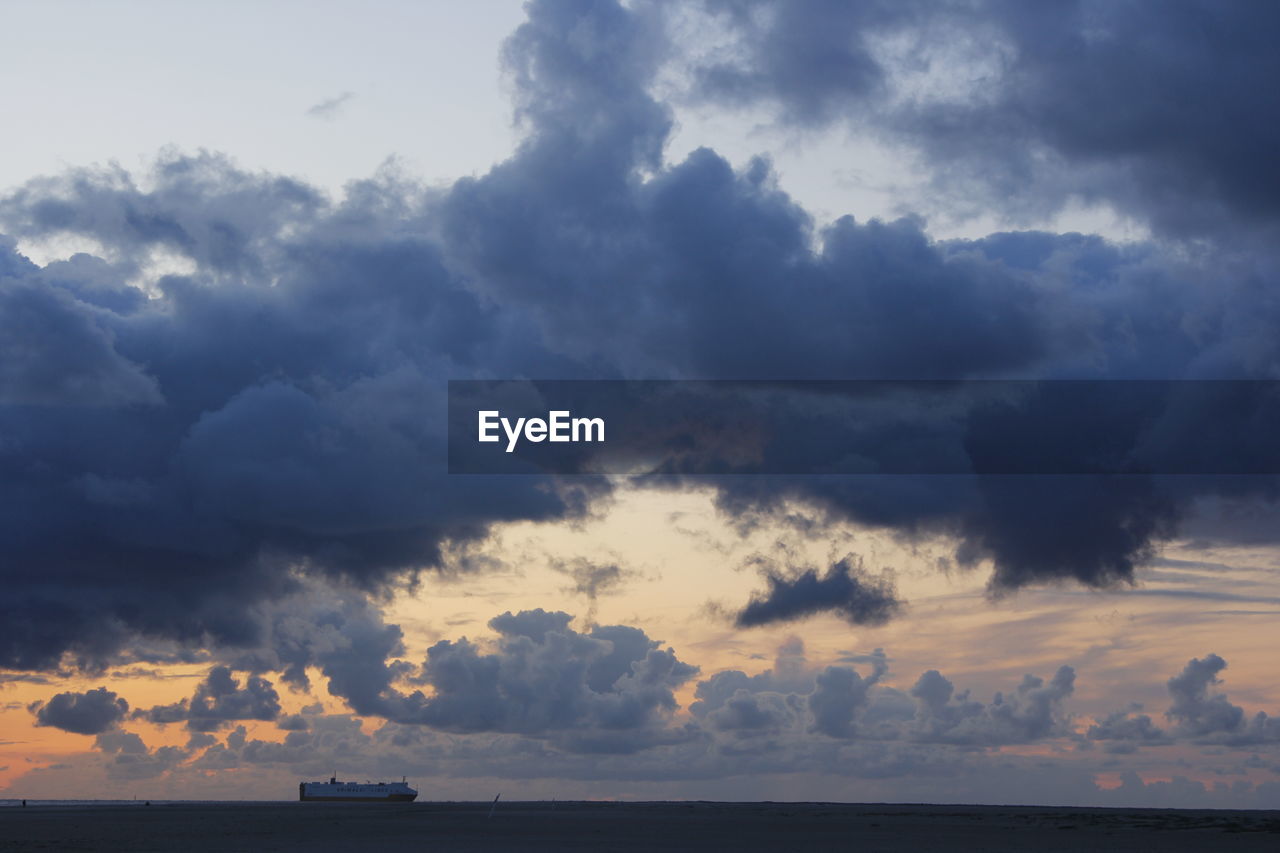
299;776;418;802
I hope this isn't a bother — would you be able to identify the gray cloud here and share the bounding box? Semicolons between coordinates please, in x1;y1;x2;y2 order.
690;637;812;718
908;665;1076;745
306;91;355;119
0;270;162;406
0;0;1278;702
705;689;798;735
30;687;129;735
677;0;1280;238
1166;653;1244;738
137;666;282;732
735;556;902;628
1086;705;1171;753
808;662;886;739
1165;654;1280;745
549;557;637;626
93;728;190;781
94;729;148;755
375;609;699;754
23;633;1280;810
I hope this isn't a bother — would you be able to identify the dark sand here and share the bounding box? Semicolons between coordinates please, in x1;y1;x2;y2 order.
3;801;1278;852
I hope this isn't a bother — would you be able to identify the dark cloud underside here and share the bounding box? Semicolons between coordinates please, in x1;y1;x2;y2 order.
0;0;1278;677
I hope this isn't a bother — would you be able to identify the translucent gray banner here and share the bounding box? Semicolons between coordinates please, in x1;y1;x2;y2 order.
447;380;1280;476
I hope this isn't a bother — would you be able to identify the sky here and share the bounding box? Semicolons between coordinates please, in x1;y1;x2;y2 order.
2;0;1280;808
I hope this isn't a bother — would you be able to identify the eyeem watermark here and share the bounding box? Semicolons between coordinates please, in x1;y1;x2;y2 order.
478;410;605;453
451;379;1280;475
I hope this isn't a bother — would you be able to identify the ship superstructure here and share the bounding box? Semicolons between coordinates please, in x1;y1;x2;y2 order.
299;776;418;802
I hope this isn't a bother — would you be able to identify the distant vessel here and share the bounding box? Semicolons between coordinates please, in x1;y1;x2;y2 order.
299;776;418;802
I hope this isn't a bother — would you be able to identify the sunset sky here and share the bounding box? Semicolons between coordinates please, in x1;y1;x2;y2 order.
3;0;1280;808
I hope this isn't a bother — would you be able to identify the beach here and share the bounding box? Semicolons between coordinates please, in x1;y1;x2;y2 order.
3;801;1278;851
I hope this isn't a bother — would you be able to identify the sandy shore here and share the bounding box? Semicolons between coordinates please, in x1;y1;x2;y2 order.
3;801;1278;851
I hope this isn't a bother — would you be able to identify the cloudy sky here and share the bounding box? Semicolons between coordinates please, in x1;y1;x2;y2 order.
3;0;1280;808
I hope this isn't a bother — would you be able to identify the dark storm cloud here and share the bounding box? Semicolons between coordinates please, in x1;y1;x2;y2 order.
2;0;1280;681
0;261;162;406
30;687;129;735
680;0;1280;236
735;557;902;627
963;475;1180;591
444;1;1046;381
685;0;923;124
204;581;423;726
0;149;602;670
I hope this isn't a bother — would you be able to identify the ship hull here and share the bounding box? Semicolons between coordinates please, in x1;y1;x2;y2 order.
299;780;418;802
300;793;416;802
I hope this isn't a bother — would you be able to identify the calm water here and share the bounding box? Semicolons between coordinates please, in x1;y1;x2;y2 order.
0;799;276;807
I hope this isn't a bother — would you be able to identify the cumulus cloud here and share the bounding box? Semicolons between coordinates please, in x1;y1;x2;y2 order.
675;0;1280;237
30;687;130;735
93;729;190;781
0;158;597;670
1165;654;1280;745
1080;652;1280;754
692;640;901;743
0;0;1277;740
156;634;986;785
1166;653;1244;738
693;638;813;738
136;666;282;731
94;729;148;755
371;609;699;754
1086;705;1171;753
0;266;162;406
808;662;887;739
690;637;814;717
29;635;1278;808
705;689;799;736
908;665;1076;745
